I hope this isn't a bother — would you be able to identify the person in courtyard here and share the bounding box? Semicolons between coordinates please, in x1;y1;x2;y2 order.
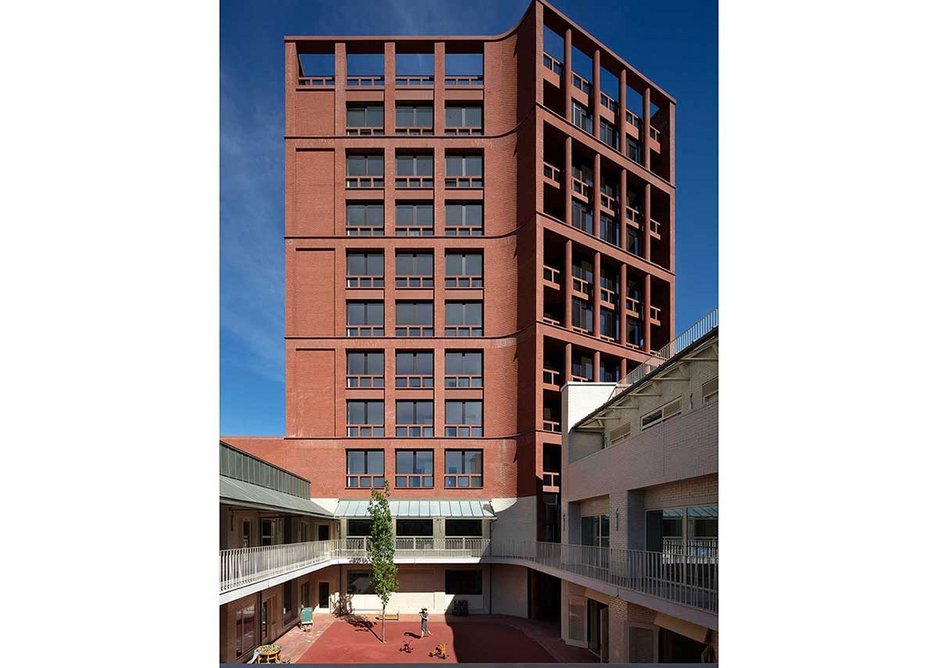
419;607;432;638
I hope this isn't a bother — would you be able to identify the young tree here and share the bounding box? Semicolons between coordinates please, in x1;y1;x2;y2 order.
367;481;398;643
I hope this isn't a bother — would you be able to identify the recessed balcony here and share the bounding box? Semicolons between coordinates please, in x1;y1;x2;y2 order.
543;366;561;390
543;162;562;189
543;264;561;290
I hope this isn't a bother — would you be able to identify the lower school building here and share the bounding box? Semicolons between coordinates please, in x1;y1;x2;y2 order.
219;318;719;664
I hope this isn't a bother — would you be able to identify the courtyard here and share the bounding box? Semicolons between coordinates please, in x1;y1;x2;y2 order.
270;613;597;664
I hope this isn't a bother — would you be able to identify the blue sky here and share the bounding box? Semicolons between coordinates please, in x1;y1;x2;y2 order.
221;0;717;436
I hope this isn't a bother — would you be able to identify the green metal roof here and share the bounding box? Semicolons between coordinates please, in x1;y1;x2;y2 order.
220;476;332;518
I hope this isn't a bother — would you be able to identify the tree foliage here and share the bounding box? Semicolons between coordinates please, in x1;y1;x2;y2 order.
367;482;398;642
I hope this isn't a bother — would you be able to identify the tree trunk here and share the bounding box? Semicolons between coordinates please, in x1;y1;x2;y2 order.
381;603;386;642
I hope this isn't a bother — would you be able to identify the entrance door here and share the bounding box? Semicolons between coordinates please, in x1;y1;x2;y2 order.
318;525;330;541
318;582;330;610
567;595;587;648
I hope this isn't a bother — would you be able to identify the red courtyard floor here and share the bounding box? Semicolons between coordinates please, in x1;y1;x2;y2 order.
291;614;597;664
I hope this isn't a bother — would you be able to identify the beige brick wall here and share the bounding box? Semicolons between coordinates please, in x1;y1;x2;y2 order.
643;473;718;510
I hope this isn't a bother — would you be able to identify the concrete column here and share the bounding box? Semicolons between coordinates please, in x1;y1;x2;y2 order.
618;262;627;344
618;69;628;139
384;42;396;135
644;272;652;352
643;86;652;169
669;100;676;184
592;152;602;237
563;28;573;121
563;239;573;328
433;42;446;133
564;342;572;383
592;250;601;337
334;43;347;136
592;350;600;381
618;167;628;249
285;42;298;136
564;136;573;226
592;49;602;139
619;357;628;380
643;182;652;262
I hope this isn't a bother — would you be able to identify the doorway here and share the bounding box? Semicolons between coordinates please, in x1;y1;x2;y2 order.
318;582;330;610
318;524;330;541
587;599;608;661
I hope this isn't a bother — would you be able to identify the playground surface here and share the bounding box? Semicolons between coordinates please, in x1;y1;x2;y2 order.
294;614;597;664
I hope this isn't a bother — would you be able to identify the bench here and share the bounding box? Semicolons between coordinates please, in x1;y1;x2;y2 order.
376;611;399;621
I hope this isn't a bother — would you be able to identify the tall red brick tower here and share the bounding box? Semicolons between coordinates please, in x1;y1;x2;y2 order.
231;0;675;545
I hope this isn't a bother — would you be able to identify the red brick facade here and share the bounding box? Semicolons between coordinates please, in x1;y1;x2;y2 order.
226;0;676;539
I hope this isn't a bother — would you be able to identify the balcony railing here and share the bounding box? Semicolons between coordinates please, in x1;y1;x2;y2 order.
347;75;384;87
542;52;563;75
298;75;335;87
662;537;718;559
650;126;661;142
543;367;561;386
543;471;561;490
543;161;562;184
649;217;662;236
571;175;592;199
543;419;561;433
600;287;618;305
571;276;592;295
625;109;643;130
621;307;719;389
543;313;561;326
346;176;384;189
445;175;483;188
543;264;561;285
624;205;642;226
445;75;483;87
221;540;717;614
572;72;591;94
444;126;483;136
600;92;618;112
649;304;661;323
625;296;640;313
396;176;433;189
599;191;618;212
497;541;717;613
396;75;433;87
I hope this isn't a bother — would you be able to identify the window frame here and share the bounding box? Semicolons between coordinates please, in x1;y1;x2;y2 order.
345;448;385;487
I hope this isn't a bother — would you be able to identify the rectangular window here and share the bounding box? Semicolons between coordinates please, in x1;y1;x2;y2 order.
396;518;434;536
445;203;483;236
396;153;433;188
261;518;276;546
445;569;483;595
444;402;482;437
445;153;483;188
347;351;384;388
444;252;483;288
283;581;295;622
346;403;385;438
572;298;592;333
640;397;682;432
445;302;482;336
600;308;618;341
600;359;620;382
395;401;434;437
347;519;373;536
396;301;434;336
444;104;483;134
345;449;385;486
346;104;384;135
395;202;434;236
395;450;434;488
600;214;619;246
347;570;375;594
572;200;593;233
395;104;433;134
703;377;718;403
346;202;384;236
346;251;384;288
444;351;482;388
573;102;593;133
395;351;433;388
445;449;482;487
346;301;384;336
395;251;434;287
608;422;631;447
626;317;643;348
235;604;256;658
626;226;642;256
346;154;384;188
445;519;483;536
571;354;593;381
599;119;619;149
626;137;642;164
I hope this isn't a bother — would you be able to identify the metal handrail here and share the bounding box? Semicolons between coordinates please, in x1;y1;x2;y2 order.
219;538;717;613
621;308;718;389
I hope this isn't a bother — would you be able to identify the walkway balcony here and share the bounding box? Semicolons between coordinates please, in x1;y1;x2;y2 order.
220;539;718;616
